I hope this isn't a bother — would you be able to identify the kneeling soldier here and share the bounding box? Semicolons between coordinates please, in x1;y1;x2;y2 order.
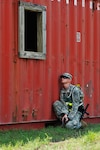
53;73;87;129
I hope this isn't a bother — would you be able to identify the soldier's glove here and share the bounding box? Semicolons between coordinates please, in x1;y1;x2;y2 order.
62;114;69;127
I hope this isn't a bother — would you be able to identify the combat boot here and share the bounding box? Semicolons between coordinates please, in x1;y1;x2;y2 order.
81;120;87;128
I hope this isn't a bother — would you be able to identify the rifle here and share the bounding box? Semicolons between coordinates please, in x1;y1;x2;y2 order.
80;103;89;120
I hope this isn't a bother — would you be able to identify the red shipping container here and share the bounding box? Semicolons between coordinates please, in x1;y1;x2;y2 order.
0;0;100;129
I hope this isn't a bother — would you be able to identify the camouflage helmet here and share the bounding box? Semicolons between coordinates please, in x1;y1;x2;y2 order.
60;73;72;79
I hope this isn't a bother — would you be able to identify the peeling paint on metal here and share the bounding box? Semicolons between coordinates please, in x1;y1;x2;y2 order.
82;0;85;7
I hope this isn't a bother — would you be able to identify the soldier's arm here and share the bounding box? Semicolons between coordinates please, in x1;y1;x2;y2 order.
60;90;69;116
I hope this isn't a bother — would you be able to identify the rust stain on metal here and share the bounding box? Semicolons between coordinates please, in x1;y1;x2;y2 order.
12;106;18;122
32;108;38;119
22;109;29;121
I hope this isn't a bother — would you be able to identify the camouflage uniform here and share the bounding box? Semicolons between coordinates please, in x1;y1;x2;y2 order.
53;84;84;129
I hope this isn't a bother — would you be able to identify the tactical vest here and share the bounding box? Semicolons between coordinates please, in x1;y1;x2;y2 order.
63;85;84;111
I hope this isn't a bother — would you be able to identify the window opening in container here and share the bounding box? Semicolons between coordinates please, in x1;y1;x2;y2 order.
25;10;37;52
19;2;46;60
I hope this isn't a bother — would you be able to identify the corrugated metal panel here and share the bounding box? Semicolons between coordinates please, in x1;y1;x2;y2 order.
0;0;100;126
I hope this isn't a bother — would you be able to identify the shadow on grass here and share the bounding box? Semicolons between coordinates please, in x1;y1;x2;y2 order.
0;123;100;147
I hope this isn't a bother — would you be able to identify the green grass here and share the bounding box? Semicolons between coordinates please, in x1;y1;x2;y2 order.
0;124;100;150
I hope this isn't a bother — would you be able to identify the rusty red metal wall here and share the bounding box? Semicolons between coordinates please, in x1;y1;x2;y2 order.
0;0;100;128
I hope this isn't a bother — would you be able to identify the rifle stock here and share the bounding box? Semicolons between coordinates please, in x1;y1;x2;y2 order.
81;103;89;120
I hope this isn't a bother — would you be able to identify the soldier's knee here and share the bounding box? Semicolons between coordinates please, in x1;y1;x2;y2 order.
53;100;60;107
